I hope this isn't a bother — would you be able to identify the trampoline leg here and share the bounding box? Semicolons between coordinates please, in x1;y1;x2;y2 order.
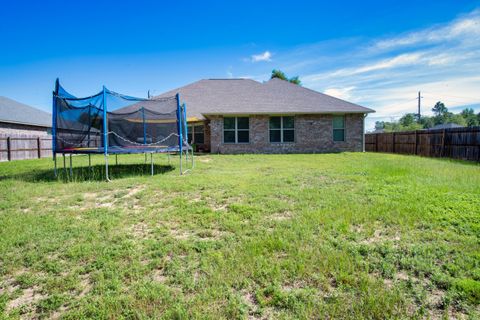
179;151;183;175
151;153;154;176
69;154;73;179
191;149;195;169
105;154;111;182
144;153;147;164
88;154;91;171
167;152;171;164
53;154;57;178
115;154;118;166
63;153;66;177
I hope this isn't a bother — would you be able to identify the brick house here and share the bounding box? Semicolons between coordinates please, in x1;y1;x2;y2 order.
159;78;374;154
0;96;52;161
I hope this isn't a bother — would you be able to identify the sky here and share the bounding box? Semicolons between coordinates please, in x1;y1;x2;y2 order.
1;0;479;130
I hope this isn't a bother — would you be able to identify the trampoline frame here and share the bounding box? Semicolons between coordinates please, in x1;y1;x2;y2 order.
52;79;193;181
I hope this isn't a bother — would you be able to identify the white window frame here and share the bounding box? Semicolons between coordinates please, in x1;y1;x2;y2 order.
269;116;295;143
223;117;249;144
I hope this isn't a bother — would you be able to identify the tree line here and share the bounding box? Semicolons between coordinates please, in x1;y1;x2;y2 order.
375;101;480;132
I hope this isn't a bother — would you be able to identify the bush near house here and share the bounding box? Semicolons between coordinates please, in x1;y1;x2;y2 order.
0;153;479;319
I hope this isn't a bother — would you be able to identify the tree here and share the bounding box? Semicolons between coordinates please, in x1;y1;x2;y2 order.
271;69;287;81
431;101;451;125
270;69;302;85
399;113;416;127
374;121;385;130
432;101;448;117
460;108;479;127
418;116;434;129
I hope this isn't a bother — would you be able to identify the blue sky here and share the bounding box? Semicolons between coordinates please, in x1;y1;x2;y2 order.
1;0;479;130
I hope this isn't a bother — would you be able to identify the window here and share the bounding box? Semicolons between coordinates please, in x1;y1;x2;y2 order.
193;125;204;144
269;116;295;143
333;115;345;141
224;117;249;143
187;125;193;144
187;125;204;144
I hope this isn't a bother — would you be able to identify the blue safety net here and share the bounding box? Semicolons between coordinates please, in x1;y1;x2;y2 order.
53;79;188;154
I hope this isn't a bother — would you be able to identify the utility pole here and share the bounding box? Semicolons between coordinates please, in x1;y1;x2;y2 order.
417;91;421;119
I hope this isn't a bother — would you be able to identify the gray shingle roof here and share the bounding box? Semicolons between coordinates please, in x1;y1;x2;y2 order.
157;78;374;120
0;96;51;127
431;123;463;129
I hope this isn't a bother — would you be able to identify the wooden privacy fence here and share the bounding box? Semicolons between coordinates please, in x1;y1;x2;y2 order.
365;127;480;161
0;134;53;161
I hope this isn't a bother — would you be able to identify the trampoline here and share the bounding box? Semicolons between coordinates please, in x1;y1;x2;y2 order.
52;79;193;180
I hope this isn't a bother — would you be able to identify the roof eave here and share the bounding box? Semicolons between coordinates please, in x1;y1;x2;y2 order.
0;119;51;128
202;110;375;117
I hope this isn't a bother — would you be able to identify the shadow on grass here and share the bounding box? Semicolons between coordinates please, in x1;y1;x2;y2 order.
3;164;175;182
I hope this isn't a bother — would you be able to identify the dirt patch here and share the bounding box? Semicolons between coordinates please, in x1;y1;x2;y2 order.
240;290;262;319
269;211;293;222
131;221;152;239
170;228;194;240
152;269;167;283
360;228;400;245
78;273;93;298
6;286;45;312
198;157;212;163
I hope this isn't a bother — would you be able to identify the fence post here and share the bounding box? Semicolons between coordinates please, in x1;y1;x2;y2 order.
441;129;446;157
37;137;41;158
392;133;395;153
375;134;378;152
414;130;418;155
6;137;11;161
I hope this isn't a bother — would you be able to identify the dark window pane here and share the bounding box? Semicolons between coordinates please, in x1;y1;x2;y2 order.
194;133;204;144
333;129;345;141
237;117;249;129
270;130;281;142
224;118;235;130
283;116;294;129
269;117;281;129
224;130;235;143
187;132;193;144
333;116;345;129
283;129;295;142
237;130;249;143
195;125;204;132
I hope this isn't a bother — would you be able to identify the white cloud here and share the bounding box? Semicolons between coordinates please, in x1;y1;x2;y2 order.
373;10;480;51
324;86;356;100
250;51;272;62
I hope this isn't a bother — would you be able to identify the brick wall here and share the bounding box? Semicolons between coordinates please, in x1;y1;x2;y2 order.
208;114;364;154
0;122;50;136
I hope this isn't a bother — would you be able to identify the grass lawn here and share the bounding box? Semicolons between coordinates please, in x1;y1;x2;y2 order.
0;153;479;319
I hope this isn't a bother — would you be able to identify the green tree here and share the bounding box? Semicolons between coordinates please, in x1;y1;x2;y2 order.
271;69;302;85
432;101;451;125
374;121;385;130
271;69;287;81
432;101;448;117
447;113;467;127
460;108;479;127
399;113;416;127
418;116;434;129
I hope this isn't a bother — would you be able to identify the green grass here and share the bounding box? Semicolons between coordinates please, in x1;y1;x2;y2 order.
0;153;479;319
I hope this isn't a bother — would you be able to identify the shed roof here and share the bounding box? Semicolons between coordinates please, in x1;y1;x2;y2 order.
0;96;51;127
157;78;374;120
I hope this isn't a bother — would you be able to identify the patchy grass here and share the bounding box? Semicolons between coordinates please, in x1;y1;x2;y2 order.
0;152;479;319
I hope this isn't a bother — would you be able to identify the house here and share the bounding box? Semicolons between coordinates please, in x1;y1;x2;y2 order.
0;96;51;136
431;123;463;130
0;96;52;161
158;78;374;153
